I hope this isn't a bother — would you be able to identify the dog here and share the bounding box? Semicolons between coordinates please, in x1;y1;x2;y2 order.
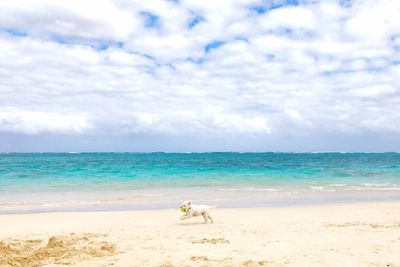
180;200;215;224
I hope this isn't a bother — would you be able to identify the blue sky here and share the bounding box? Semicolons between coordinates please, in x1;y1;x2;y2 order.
0;0;399;152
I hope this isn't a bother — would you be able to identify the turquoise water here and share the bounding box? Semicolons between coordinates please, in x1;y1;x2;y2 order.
1;153;399;213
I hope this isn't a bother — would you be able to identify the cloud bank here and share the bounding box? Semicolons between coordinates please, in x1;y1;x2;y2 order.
0;0;399;151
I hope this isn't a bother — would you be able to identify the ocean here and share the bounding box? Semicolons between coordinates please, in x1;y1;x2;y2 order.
0;152;399;213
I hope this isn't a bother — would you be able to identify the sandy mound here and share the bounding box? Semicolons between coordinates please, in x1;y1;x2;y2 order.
0;233;115;267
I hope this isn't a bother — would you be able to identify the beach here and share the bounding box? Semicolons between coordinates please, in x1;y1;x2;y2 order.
1;202;399;266
1;153;399;266
2;0;400;265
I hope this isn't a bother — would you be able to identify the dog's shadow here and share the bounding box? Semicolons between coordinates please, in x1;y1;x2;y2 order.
178;222;214;226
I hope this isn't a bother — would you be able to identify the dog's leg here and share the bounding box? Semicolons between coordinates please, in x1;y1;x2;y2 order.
207;214;213;223
202;213;208;224
180;214;189;220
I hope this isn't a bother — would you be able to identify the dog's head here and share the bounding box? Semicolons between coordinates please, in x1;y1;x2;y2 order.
180;200;192;212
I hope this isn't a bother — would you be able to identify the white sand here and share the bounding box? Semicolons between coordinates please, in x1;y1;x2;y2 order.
1;202;399;266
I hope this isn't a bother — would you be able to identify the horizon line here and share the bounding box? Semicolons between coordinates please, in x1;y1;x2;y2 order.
1;151;399;154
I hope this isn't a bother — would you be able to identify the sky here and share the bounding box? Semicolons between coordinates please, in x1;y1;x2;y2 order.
0;0;399;152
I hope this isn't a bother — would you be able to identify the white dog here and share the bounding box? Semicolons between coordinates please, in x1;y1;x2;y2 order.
180;200;215;224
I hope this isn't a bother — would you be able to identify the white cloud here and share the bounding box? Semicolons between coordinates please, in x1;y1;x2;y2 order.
345;0;400;40
0;108;91;134
257;6;317;30
0;0;399;147
285;109;303;123
0;0;138;40
350;84;397;97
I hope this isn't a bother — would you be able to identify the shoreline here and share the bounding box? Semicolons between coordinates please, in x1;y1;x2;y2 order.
2;199;400;216
2;200;400;219
1;189;400;215
1;202;399;266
